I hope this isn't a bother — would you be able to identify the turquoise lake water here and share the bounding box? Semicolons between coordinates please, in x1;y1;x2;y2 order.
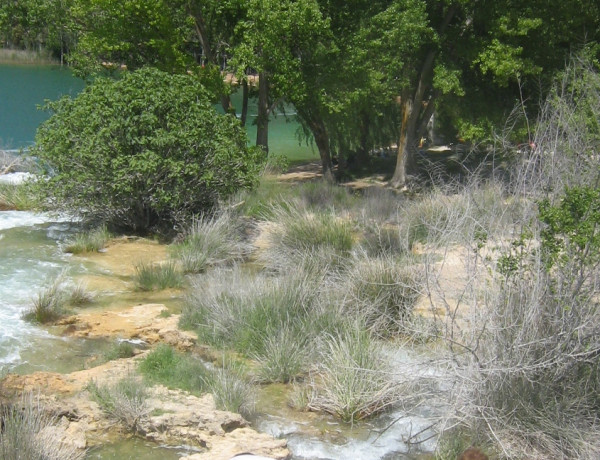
0;64;317;160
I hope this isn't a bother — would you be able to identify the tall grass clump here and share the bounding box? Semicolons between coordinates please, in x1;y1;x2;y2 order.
87;376;149;433
182;268;320;357
253;325;309;383
262;205;355;273
0;182;39;210
22;275;95;324
64;226;111;254
0;395;86;460
181;265;343;384
22;276;67;324
171;212;249;274
101;341;136;362
134;260;183;291
307;329;399;424
343;253;423;337
204;364;256;417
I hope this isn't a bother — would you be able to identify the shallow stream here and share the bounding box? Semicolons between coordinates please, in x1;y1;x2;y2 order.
0;206;438;459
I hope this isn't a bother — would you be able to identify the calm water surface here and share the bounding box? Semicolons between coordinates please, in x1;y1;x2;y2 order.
0;63;317;160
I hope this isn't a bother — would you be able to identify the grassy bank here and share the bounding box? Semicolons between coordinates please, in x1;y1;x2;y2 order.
0;48;58;65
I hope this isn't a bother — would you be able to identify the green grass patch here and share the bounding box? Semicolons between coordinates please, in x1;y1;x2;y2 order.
138;344;210;393
64;226;112;254
134;260;183;291
138;345;254;415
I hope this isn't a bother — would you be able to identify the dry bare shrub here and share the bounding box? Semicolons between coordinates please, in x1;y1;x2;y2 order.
422;57;600;460
0;394;85;460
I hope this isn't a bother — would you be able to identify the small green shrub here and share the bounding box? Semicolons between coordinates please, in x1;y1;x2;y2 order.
87;376;149;433
64;226;111;254
0;396;85;460
134;260;183;291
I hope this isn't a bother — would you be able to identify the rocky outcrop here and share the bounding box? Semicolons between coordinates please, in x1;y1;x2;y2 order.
2;363;290;460
57;304;197;351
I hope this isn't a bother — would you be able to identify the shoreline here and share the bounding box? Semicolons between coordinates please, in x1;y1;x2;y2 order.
0;48;60;66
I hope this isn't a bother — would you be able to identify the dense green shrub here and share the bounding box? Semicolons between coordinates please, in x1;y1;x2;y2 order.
32;67;265;232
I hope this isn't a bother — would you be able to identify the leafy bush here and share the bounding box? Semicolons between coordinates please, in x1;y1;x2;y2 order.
32;67;265;232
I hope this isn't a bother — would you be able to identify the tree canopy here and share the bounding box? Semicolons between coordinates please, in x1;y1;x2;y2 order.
3;0;599;186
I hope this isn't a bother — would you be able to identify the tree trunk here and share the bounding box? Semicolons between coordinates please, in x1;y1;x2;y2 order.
390;5;457;188
309;119;335;183
190;6;234;114
390;95;413;188
240;79;249;127
256;71;269;154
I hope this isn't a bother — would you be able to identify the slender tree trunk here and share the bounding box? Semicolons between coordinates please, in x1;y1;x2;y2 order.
308;118;335;183
256;71;269;153
190;7;234;114
357;110;371;166
390;94;413;188
240;79;249;127
390;5;457;188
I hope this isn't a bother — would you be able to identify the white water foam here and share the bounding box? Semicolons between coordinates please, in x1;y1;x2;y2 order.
0;172;35;185
0;211;74;367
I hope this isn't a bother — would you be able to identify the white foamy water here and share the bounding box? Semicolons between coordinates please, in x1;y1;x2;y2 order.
0;211;75;367
0;171;35;185
0;210;54;231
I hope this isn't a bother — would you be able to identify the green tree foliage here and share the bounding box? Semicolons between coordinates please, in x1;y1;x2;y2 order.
0;0;76;62
31;67;265;233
